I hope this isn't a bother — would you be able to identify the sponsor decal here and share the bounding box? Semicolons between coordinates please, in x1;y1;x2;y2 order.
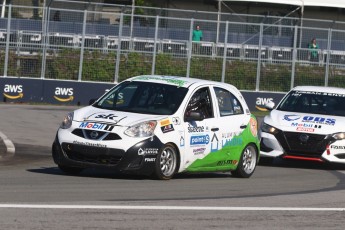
95;113;117;120
161;124;174;133
72;140;106;148
284;115;301;121
222;132;235;139
180;136;185;147
295;91;345;97
138;148;159;156
222;137;243;148
89;113;127;124
291;123;313;128
54;87;74;102
296;127;314;132
322;92;345;97
255;97;274;111
188;124;206;133
172;117;181;125
3;84;23;100
190;134;210;146
160;119;171;127
79;122;115;131
134;76;188;87
249;117;258;137
330;145;345;150
292;123;322;129
217;160;238;166
193;147;206;155
145;158;156;162
179;131;185;147
211;133;220;152
302;116;335;126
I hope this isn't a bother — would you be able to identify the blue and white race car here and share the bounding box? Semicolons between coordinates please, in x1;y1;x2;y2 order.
52;75;260;179
260;86;345;164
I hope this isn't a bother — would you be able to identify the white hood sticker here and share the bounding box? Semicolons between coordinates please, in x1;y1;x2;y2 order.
86;112;127;125
265;109;345;134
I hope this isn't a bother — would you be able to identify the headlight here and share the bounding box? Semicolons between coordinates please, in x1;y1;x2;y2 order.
60;112;74;129
124;121;157;137
261;122;279;134
331;132;345;140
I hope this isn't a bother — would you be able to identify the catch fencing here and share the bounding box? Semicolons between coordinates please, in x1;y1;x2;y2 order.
1;4;345;92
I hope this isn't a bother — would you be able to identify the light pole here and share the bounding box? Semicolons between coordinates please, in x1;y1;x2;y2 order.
299;0;304;48
130;0;135;39
216;0;222;45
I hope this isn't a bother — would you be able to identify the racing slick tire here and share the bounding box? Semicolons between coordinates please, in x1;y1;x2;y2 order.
153;144;178;180
58;165;84;175
231;144;258;178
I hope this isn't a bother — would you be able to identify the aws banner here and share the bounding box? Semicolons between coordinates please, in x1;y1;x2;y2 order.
241;91;285;112
0;77;285;111
0;78;114;105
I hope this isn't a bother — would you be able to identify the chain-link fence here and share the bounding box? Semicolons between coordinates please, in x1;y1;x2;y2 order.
1;4;345;92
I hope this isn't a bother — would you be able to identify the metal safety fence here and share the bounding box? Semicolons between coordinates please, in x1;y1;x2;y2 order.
1;4;345;92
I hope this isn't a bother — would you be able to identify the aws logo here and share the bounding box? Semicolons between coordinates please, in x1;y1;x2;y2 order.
255;97;273;111
3;84;23;100
54;87;74;102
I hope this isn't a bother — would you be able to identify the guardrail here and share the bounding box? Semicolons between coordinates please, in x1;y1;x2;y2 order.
1;5;345;92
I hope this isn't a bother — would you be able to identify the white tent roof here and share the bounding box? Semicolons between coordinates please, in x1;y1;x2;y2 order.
221;0;345;8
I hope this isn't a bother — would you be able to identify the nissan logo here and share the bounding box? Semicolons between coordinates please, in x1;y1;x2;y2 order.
90;131;99;139
299;134;309;143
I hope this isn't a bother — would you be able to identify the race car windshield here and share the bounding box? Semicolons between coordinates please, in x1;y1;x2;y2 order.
94;81;188;115
277;90;345;116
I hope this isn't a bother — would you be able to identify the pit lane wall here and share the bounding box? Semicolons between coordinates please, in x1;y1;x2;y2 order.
0;77;286;112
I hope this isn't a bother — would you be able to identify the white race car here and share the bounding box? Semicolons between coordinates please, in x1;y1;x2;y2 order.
260;86;345;164
52;75;260;179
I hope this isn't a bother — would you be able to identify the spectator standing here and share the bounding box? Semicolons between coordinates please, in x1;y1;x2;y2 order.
53;11;61;21
308;38;319;62
192;25;203;42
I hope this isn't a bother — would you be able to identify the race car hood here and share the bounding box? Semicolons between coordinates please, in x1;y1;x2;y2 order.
73;106;167;127
264;109;345;134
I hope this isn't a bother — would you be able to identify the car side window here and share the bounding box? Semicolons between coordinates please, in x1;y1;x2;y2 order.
185;87;214;119
214;87;243;116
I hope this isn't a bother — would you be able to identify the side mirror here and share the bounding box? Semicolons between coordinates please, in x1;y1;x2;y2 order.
184;111;204;122
264;101;275;111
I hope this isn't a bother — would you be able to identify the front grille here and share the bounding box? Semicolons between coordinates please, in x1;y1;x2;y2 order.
274;131;328;158
72;128;121;141
61;143;125;165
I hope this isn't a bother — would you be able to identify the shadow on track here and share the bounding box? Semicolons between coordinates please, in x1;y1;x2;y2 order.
259;157;345;171
27;166;234;180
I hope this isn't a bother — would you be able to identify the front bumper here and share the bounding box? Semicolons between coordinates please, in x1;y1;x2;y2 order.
260;131;345;164
52;134;164;175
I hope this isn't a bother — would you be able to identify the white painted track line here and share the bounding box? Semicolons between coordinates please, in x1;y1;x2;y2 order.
0;131;15;159
0;204;344;211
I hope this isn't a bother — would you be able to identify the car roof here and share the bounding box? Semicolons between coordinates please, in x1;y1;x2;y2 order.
292;86;345;94
127;75;233;88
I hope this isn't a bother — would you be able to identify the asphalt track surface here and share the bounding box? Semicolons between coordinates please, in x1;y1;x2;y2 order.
0;104;345;229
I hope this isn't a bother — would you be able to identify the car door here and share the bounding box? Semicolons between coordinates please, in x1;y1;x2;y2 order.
210;86;250;167
182;86;221;171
